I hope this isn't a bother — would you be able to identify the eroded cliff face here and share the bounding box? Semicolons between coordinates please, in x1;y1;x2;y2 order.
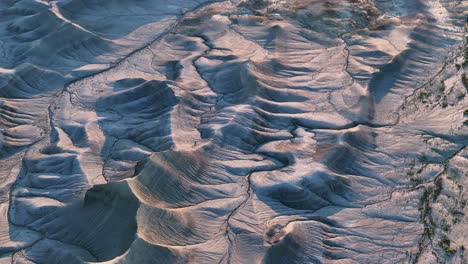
0;0;466;263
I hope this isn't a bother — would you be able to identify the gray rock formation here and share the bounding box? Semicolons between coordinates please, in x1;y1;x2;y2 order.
0;0;466;263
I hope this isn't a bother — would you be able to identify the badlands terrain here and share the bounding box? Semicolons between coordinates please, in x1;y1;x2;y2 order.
0;0;467;263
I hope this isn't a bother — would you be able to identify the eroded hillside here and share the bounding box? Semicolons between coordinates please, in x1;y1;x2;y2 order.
0;0;467;263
